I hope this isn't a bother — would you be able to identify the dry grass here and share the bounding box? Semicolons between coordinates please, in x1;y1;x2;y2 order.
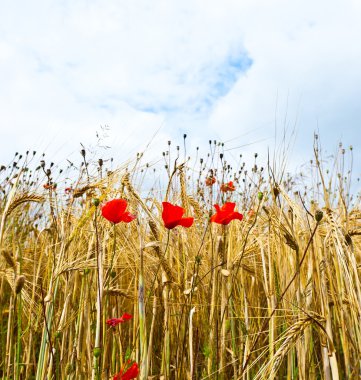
0;141;360;379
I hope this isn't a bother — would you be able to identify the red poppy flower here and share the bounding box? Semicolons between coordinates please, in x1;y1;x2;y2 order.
101;199;136;224
205;176;216;186
113;361;139;380
162;202;194;229
106;313;133;327
210;202;243;225
220;181;235;192
65;187;72;194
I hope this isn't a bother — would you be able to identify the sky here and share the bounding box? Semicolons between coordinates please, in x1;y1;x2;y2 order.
0;0;360;178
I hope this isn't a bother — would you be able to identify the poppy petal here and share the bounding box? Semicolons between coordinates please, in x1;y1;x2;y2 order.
102;199;128;224
122;362;139;380
214;204;221;213
121;312;133;321
210;213;220;223
210;202;243;225
162;202;184;224
178;217;194;228
232;212;243;222
120;212;136;223
221;202;236;212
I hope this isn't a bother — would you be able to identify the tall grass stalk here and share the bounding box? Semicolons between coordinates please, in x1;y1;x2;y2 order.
138;224;148;379
0;141;359;379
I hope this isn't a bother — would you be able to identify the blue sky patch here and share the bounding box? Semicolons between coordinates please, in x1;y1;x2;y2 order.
127;49;253;116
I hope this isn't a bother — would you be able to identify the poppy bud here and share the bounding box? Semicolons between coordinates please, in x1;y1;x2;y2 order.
80;149;86;157
315;210;323;222
40;160;45;168
258;191;264;201
55;330;62;339
110;270;116;278
83;268;90;275
92;198;100;207
93;347;101;358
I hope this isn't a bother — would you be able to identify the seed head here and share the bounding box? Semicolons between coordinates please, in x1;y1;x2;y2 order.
2;251;15;268
15;275;26;294
315;210;323;222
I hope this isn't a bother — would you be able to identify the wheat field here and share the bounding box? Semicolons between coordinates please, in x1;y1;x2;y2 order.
0;139;360;379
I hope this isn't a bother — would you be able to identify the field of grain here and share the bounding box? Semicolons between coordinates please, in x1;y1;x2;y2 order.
0;140;360;379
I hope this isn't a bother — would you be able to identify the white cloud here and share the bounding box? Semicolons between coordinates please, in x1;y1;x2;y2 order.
0;0;360;175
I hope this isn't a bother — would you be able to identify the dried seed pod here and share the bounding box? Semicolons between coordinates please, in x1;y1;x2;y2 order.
315;210;323;222
273;186;280;198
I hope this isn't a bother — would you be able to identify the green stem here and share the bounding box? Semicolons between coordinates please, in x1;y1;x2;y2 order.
35;278;58;380
93;207;103;380
104;224;117;290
